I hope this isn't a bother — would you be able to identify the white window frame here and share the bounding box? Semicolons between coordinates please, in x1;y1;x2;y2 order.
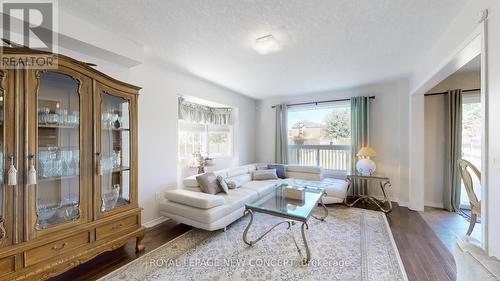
286;101;352;172
178;121;233;160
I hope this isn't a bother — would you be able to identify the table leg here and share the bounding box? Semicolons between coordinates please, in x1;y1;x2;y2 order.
345;179;364;207
343;178;351;205
312;194;328;221
379;180;393;213
242;209;292;246
301;222;311;264
344;177;364;207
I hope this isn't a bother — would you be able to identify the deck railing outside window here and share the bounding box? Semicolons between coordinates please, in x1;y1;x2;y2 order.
288;144;351;171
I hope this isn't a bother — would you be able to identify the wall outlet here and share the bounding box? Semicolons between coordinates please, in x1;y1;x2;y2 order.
155;192;162;201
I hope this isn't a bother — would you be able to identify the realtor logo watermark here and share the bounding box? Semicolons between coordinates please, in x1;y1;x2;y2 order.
0;0;58;69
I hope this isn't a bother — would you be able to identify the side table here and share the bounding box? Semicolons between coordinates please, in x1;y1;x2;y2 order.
344;174;393;213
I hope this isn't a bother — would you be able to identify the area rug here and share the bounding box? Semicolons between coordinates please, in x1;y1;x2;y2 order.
100;207;408;281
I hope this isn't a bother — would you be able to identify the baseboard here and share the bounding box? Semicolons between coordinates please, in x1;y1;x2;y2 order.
398;201;409;207
370;195;400;204
389;197;399;203
424;201;444;209
389;201;443;209
142;216;170;229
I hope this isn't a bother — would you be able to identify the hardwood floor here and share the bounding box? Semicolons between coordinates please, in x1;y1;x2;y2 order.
50;221;192;281
420;206;481;251
50;203;457;281
386;205;456;281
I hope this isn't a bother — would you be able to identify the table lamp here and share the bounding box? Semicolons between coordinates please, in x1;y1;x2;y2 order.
356;147;377;175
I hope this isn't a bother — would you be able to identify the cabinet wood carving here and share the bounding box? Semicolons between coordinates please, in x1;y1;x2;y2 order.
0;47;144;280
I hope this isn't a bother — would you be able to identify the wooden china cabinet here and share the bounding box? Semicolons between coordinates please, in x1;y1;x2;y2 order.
0;47;144;280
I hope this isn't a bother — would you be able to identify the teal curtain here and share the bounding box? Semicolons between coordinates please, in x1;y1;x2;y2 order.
275;104;288;164
351;96;371;172
444;89;462;212
350;96;371;196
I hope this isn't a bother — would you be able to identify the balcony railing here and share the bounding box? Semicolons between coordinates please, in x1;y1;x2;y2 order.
288;144;351;171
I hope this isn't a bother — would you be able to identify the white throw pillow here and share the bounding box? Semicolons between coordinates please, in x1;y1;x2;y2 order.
252;169;278;180
226;173;251;189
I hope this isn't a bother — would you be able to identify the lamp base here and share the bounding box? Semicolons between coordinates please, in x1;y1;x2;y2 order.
356;159;376;175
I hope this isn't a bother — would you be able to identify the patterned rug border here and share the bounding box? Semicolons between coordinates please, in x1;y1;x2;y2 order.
99;207;409;280
381;214;409;281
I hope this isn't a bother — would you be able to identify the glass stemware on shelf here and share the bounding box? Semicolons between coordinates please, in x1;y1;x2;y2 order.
101;150;122;172
38;106;79;127
38;146;80;178
36;200;80;229
102;109;125;129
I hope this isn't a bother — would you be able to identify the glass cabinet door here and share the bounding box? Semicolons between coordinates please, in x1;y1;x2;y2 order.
0;70;8;245
0;76;4;235
0;70;15;247
34;71;82;229
99;91;131;212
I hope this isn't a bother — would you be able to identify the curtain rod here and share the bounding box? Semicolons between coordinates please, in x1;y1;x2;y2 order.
424;88;480;97
271;96;375;108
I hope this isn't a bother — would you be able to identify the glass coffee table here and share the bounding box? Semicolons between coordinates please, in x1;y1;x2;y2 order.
242;184;328;264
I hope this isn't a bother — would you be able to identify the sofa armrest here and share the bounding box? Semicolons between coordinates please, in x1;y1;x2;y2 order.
323;178;349;198
164;189;225;209
183;174;201;188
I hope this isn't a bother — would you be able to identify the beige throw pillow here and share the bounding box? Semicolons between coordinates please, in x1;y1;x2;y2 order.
252;169;278;180
196;172;221;195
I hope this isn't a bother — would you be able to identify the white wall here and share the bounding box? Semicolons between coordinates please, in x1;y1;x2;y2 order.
424;71;480;208
132;58;257;224
424;94;447;208
398;82;410;206
410;0;500;256
56;32;257;225
256;79;409;203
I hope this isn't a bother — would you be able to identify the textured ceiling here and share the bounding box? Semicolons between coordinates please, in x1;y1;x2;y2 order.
60;0;468;99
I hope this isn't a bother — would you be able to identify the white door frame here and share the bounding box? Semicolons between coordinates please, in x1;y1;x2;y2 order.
409;21;488;250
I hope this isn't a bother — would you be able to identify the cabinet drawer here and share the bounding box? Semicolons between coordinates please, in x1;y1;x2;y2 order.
0;256;15;278
96;215;138;241
24;232;90;267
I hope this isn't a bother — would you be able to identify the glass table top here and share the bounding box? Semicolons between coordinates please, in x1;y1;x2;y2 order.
246;184;325;221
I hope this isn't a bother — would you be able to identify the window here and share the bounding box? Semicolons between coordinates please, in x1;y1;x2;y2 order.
178;121;232;159
460;93;481;208
208;125;232;156
287;102;351;170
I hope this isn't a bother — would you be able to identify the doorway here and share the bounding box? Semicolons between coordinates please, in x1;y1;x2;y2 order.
420;54;483;246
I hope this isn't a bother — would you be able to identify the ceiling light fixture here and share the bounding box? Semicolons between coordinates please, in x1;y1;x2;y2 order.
253;34;280;55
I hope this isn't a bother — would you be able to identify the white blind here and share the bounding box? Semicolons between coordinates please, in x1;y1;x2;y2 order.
178;121;205;132
207;124;231;132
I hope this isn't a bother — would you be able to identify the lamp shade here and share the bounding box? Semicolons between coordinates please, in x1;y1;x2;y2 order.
357;147;377;158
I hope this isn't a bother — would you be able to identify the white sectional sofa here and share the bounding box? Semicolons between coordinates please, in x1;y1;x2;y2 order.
159;163;348;231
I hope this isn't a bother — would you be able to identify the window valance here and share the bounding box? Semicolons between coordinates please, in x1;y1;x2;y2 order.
178;97;232;125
